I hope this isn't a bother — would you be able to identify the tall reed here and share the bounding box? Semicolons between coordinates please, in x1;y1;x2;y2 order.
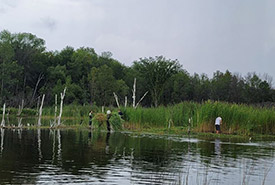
124;101;275;135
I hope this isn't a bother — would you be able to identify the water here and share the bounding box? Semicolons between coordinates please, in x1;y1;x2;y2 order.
0;128;274;184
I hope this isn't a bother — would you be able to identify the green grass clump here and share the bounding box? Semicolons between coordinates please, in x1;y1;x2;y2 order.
1;101;274;135
92;113;107;128
109;113;124;130
1;107;37;116
123;101;275;135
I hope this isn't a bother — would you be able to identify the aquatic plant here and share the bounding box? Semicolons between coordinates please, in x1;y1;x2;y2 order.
123;101;275;135
109;113;124;130
92;113;107;128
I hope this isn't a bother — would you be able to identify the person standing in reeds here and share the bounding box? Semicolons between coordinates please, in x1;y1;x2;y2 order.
215;116;222;134
89;110;93;127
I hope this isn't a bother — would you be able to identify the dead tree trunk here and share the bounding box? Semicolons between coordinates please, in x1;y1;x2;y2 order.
113;92;120;108
1;103;5;127
57;88;66;126
17;117;22;128
38;94;45;127
125;96;127;108
31;73;44;105
17;99;24;116
54;94;57;126
135;91;148;109
36;96;40;116
132;78;136;108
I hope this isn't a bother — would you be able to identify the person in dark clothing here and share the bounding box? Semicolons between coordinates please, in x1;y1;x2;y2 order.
106;110;111;132
118;109;123;118
89;110;93;127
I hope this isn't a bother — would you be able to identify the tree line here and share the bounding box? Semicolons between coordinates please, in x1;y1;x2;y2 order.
0;30;274;108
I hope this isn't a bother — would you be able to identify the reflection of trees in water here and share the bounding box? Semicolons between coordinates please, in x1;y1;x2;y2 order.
0;129;42;184
240;158;275;185
49;129;62;165
37;128;42;161
0;128;4;157
0;129;274;184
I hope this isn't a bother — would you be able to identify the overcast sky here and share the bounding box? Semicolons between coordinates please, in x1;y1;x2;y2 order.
1;0;275;81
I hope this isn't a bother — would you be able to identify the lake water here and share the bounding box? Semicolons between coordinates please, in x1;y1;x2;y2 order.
0;128;274;184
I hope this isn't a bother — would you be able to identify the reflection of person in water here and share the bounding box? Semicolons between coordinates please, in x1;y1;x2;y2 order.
88;130;92;140
105;132;110;154
214;139;221;156
106;110;111;132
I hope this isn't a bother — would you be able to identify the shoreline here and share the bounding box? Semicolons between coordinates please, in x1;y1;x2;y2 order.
1;123;274;141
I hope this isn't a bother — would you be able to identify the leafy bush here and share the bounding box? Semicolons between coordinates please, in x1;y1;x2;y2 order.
92;113;107;128
109;113;124;130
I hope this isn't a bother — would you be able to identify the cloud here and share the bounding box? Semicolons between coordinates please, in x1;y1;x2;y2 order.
40;17;57;31
1;0;275;80
0;0;18;13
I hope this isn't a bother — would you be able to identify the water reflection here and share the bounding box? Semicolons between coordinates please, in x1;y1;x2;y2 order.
105;132;110;154
37;129;42;161
0;128;4;156
0;129;273;185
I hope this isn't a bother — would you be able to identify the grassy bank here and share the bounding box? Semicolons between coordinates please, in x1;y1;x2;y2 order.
123;101;275;135
1;101;275;135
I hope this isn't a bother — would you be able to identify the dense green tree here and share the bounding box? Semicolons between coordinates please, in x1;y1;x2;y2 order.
163;70;191;104
259;80;272;102
1;29;275;108
89;65;117;106
211;70;232;101
133;56;181;107
0;30;22;105
244;73;262;103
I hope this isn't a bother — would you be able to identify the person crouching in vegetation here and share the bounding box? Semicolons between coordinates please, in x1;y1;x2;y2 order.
89;110;93;127
106;110;112;132
215;116;222;134
118;109;123;118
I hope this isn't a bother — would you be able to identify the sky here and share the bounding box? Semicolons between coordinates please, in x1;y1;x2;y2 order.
1;0;275;82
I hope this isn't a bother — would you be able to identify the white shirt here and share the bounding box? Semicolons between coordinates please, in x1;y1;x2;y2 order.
215;117;222;125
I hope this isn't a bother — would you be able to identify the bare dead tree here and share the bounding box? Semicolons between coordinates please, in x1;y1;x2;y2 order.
132;78;136;108
31;73;44;105
113;92;120;108
54;94;57;126
17;117;22;128
36;96;40;116
17;99;24;116
125;96;127;108
1;103;5;127
135;91;148;109
37;94;45;127
57;87;66;126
